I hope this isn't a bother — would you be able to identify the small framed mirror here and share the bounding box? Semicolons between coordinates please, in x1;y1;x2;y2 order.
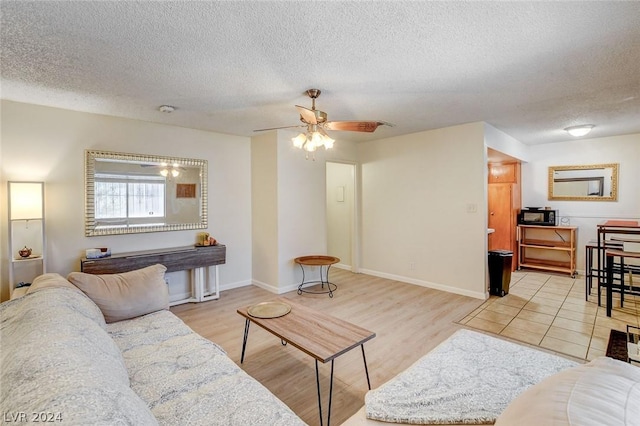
85;150;208;236
548;163;618;201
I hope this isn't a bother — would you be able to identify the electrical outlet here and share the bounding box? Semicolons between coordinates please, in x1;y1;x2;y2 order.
409;262;415;271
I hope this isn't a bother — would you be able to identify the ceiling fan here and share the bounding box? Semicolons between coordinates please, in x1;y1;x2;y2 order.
254;89;392;153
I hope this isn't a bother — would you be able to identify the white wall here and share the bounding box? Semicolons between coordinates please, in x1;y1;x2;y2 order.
276;133;328;292
250;132;279;291
0;100;252;301
484;123;530;162
326;162;355;268
358;122;488;299
522;133;640;272
249;129;359;293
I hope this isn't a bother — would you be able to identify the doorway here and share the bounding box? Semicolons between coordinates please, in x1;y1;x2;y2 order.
326;162;357;271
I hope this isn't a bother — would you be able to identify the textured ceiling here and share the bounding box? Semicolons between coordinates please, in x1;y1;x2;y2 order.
1;1;639;146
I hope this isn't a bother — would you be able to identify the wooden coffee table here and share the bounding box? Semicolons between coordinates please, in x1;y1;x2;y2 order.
238;298;375;426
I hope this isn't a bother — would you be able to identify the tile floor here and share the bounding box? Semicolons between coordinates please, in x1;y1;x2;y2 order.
458;270;639;361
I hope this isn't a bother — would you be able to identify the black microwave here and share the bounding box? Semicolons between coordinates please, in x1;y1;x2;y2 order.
517;209;557;226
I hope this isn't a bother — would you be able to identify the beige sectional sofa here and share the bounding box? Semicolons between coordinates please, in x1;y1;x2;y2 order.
0;268;305;425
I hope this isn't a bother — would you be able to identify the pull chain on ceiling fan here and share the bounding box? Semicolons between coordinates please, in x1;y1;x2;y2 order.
254;89;392;158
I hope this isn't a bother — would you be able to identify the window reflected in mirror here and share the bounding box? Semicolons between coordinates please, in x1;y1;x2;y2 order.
548;163;618;201
86;150;207;236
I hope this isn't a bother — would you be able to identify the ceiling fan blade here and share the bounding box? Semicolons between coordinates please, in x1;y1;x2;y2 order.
295;105;318;124
324;121;389;133
253;124;306;132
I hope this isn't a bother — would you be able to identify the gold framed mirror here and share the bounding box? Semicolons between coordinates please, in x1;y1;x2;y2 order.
85;150;208;236
548;163;618;201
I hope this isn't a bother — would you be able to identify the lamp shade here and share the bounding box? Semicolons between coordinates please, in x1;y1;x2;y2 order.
9;182;44;220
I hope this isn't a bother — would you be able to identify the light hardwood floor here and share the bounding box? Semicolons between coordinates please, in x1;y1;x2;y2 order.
171;269;483;426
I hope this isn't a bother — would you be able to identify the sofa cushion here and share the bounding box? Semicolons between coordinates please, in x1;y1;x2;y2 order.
68;264;169;323
26;273;108;328
26;272;83;294
108;310;305;425
495;356;640;426
0;287;158;425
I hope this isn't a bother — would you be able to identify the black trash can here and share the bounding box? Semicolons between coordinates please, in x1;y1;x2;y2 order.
488;250;513;297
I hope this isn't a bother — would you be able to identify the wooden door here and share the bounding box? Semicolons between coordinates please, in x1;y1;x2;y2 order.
488;184;513;251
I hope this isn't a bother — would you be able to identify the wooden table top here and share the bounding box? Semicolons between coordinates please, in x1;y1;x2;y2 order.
606;249;640;259
599;220;640;228
237;298;375;363
294;255;340;266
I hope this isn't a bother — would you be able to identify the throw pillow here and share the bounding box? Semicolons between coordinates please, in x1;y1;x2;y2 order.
67;264;169;323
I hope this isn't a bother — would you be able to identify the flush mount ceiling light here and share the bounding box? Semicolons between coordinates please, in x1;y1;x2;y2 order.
564;124;595;137
158;105;176;113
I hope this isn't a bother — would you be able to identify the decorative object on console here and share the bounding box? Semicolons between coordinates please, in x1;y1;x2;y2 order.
18;246;32;258
85;247;111;259
196;232;217;246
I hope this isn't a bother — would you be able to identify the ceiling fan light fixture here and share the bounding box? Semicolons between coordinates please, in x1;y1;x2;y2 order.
564;124;595;137
323;135;335;149
291;128;335;153
159;163;180;177
292;133;306;148
311;131;323;146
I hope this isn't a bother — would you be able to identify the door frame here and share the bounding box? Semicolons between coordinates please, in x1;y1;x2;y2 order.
326;161;360;273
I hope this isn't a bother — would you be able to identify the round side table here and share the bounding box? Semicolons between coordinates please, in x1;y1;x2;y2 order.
294;255;340;298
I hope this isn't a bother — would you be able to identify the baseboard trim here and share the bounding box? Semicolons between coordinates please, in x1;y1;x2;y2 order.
251;279;299;295
220;280;252;292
359;268;486;300
239;269;487;299
334;263;352;271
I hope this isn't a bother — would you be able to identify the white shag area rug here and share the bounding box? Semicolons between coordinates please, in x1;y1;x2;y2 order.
365;329;578;424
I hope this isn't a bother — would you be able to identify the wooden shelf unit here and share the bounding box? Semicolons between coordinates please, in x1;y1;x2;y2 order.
517;225;577;277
